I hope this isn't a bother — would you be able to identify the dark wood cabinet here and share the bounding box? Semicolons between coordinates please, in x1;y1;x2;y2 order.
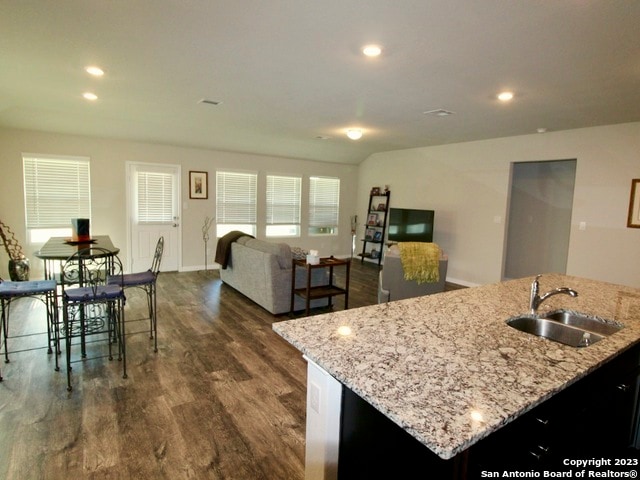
469;345;640;472
338;345;640;478
359;190;390;265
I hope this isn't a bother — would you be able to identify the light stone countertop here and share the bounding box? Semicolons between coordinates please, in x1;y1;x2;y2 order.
273;274;640;460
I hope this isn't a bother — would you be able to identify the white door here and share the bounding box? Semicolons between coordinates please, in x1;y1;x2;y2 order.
127;162;181;272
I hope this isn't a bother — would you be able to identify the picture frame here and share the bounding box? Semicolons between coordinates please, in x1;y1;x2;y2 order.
370;187;381;196
373;231;382;242
367;213;378;225
189;171;208;199
627;178;640;228
365;228;375;240
377;203;386;211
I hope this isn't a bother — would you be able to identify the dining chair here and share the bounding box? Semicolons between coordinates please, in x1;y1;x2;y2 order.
60;247;126;391
0;277;59;381
109;236;163;352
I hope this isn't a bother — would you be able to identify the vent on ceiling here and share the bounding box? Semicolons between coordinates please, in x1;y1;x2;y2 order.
199;99;222;106
423;109;455;117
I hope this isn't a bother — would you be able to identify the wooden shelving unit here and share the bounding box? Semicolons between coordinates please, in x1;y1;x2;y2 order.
359;190;390;265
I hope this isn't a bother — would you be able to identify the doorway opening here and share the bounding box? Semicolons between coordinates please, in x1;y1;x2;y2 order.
503;159;577;280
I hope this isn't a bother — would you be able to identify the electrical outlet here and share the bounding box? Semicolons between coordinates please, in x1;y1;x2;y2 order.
310;382;320;413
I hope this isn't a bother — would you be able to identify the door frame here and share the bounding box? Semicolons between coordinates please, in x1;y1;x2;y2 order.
125;161;182;273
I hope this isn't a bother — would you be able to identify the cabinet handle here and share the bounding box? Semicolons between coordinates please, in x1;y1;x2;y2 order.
535;417;549;426
617;383;630;392
529;445;551;461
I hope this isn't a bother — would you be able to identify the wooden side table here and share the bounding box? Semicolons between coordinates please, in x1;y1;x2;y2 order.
290;256;350;316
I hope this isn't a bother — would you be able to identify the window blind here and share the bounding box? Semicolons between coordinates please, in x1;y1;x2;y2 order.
309;176;340;228
266;175;301;225
137;171;174;224
216;171;257;225
23;155;91;229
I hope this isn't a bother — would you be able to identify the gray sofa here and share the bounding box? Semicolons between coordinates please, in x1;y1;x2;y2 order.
219;236;328;315
378;244;448;303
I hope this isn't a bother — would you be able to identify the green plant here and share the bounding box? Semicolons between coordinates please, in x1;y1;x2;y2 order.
0;220;26;261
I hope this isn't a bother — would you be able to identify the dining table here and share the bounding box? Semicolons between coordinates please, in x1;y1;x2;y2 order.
35;235;121;361
35;235;120;282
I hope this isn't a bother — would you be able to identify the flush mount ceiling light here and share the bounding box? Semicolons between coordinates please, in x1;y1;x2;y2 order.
497;91;514;102
85;66;104;77
346;129;363;140
82;92;98;101
362;44;382;57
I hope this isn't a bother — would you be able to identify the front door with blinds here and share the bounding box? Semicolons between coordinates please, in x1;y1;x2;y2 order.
127;163;180;272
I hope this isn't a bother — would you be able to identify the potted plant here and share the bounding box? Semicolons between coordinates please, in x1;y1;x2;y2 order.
0;220;30;281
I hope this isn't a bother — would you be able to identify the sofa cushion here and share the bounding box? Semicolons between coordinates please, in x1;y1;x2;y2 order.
244;239;292;269
236;235;252;246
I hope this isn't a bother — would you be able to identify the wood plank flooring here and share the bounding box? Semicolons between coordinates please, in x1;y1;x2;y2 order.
0;259;382;480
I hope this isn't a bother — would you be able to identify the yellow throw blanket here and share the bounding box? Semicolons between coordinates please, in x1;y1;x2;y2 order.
398;242;440;284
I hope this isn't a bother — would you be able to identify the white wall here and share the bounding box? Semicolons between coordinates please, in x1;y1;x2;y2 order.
0;127;359;279
358;122;640;288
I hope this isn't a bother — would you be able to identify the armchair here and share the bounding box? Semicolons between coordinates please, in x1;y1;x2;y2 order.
378;244;448;303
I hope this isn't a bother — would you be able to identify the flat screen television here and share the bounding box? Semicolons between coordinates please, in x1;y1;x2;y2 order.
387;208;434;243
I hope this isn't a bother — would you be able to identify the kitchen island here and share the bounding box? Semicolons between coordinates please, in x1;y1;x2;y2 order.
273;274;640;478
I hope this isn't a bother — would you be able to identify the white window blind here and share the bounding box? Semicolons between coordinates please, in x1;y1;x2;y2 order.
266;175;301;236
23;155;91;229
309;176;340;235
216;171;257;236
137;171;173;224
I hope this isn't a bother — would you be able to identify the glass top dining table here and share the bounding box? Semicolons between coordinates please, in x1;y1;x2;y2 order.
35;236;120;281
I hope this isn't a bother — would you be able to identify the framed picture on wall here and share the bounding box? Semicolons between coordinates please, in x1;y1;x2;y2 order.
627;178;640;228
189;171;208;199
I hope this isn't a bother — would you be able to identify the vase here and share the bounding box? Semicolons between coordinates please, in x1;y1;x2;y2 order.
8;257;30;281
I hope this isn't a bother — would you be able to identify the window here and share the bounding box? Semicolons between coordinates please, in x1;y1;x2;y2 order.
216;170;257;237
266;174;301;237
23;154;91;243
308;176;340;235
136;170;174;224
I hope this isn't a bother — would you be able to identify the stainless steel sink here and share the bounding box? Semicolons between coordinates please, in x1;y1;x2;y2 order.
544;309;622;336
506;310;622;348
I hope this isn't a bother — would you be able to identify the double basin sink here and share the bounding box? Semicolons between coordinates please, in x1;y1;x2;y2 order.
507;309;623;348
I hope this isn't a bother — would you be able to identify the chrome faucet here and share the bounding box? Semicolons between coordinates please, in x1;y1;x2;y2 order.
529;274;578;314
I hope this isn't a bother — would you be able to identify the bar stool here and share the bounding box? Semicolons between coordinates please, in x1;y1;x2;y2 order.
0;277;59;381
60;247;126;391
108;236;163;352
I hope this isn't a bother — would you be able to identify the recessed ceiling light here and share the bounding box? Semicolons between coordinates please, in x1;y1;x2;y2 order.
199;98;222;106
497;91;514;102
424;109;455;117
82;92;98;101
362;44;382;57
346;129;363;140
537;128;548;133
85;66;104;77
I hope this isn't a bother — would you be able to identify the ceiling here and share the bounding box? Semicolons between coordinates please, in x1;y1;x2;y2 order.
1;1;639;165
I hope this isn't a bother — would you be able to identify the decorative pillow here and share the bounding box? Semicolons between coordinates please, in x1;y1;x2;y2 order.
244;239;292;269
291;246;308;260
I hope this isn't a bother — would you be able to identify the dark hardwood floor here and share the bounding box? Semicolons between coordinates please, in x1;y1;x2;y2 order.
0;259;382;479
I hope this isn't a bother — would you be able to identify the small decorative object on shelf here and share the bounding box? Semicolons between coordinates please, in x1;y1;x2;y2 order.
0;220;30;281
359;190;390;265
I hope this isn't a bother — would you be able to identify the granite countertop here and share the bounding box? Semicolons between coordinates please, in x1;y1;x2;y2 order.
273;274;640;460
